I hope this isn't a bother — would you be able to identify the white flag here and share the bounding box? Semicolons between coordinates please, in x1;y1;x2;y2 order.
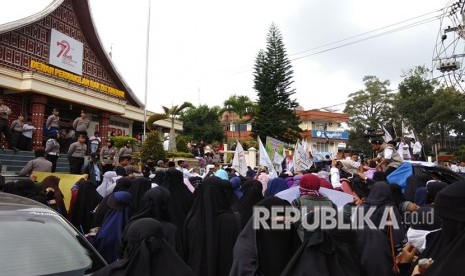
382;126;393;142
258;137;277;179
232;140;248;177
273;150;285;174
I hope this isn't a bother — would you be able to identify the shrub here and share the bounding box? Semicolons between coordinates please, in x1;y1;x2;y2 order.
176;135;189;153
110;136;137;149
165;152;194;158
140;131;165;163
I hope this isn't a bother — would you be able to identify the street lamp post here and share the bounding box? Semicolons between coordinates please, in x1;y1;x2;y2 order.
142;0;152;143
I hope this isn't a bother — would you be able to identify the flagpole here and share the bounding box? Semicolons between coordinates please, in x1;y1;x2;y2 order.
142;0;152;142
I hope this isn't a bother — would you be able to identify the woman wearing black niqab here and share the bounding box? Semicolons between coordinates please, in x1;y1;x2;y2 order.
122;186;178;249
404;174;433;202
71;180;102;234
416;181;465;276
356;182;407;276
182;176;241;276
229;197;301;276
280;205;362;276
127;177;152;215
160;168;194;229
232;179;264;229
94;218;194;276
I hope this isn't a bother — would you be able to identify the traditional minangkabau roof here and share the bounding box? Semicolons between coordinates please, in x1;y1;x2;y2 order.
0;0;144;108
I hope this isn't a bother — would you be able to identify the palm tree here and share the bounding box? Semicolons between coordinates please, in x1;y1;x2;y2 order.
147;102;193;152
223;95;255;141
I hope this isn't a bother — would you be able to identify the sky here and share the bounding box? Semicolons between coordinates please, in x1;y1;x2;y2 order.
1;0;455;113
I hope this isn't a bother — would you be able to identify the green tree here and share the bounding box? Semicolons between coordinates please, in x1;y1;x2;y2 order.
180;105;225;143
344;76;395;154
223;95;255;141
140;131;165;163
147;102;193;152
395;66;436;142
252;23;302;144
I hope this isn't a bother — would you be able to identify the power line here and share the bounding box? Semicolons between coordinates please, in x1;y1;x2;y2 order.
288;8;443;58
290;15;441;61
223;8;444;75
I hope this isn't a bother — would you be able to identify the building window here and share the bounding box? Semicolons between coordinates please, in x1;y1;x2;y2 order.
230;124;248;132
315;142;329;153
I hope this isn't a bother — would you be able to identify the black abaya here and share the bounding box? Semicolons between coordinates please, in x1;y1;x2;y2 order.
418;181;465;276
232;179;264;229
280;207;362;276
71;181;102;234
160;168;194;229
182;176;241;276
127;177;152;215
356;182;406;276
404;174;433;202
94;218;194;276
229;197;301;276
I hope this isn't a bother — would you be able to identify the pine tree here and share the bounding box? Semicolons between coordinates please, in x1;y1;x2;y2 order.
252;23;301;144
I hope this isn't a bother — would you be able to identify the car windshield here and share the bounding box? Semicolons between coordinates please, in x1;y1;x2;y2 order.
0;206;96;276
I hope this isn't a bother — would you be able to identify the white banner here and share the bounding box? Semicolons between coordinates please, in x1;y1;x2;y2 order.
294;140;313;172
49;29;83;75
232;141;248;177
259;137;277;179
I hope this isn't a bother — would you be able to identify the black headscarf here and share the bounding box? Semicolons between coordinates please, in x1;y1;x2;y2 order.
160;168;194;229
232;179;264;229
357;182;406;276
4;180;47;205
71;181;102;234
182;176;241;276
281;204;362;276
404;174;433;202
425;181;447;204
230;197;301;276
420;181;465;276
124;186;177;249
94;218;194;276
152;169;166;185
128;177;152;216
389;183;406;208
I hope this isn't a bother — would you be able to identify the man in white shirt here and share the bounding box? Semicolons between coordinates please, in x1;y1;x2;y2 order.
163;136;169;151
411;138;422;161
330;159;343;189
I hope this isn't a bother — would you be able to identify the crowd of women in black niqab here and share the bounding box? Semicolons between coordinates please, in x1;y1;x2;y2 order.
2;167;465;276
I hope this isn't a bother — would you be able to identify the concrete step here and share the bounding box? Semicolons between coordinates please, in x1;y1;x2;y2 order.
0;149;70;174
4;165;69;173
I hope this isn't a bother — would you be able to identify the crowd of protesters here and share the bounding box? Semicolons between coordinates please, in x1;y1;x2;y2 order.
1;133;464;275
1;98;464;276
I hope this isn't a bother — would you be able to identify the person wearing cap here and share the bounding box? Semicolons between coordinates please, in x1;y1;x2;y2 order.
371;138;403;176
46;108;60;135
0;98;16;151
18;148;52;176
10;114;24;150
73;110;90;138
45;132;60;173
142;156;156;178
100;139;117;173
117;141;133;163
82;152;103;185
68;135;87;174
